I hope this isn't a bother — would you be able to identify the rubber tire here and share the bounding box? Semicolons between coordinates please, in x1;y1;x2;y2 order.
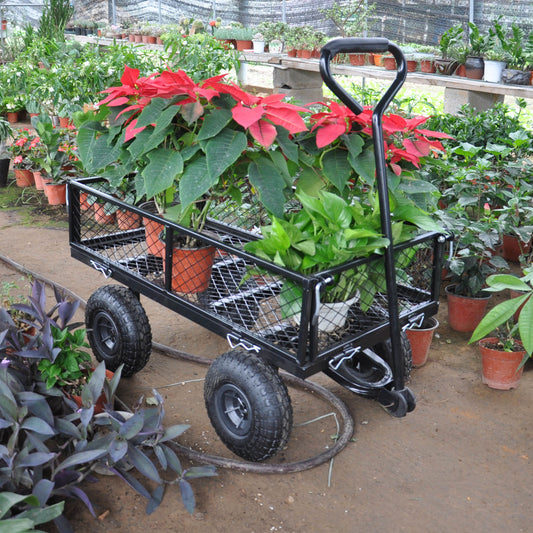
204;350;292;462
85;285;152;377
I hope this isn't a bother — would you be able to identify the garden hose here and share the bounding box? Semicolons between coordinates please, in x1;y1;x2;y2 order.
0;253;355;474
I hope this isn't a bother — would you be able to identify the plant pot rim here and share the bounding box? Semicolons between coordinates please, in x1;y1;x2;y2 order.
445;284;492;300
478;336;525;353
407;316;439;331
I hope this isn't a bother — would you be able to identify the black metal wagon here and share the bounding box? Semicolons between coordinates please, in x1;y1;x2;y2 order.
68;39;447;461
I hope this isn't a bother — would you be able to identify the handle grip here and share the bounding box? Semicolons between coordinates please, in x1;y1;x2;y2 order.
321;37;390;56
319;38;407;117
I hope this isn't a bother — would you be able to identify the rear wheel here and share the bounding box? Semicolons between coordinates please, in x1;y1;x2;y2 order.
204;350;292;461
85;285;152;376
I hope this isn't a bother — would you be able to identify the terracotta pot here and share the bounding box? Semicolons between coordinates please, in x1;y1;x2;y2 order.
93;203;116;225
6;112;19;124
70;369;114;413
502;233;531;262
455;64;466;77
420;59;436;73
140;202;165;257
33;171;44;190
141;35;150;44
58;116;72;128
406;60;417;72
166;244;216;293
349;53;366;66
479;338;525;390
147;35;157;44
45;183;67;205
406;317;439;367
286;48;297;58
134;34;142;43
383;56;396;70
80;191;91;211
445;285;491;332
128;34;135;42
373;53;384;66
235;39;252;51
116;208;142;230
300;49;313;59
14;168;34;187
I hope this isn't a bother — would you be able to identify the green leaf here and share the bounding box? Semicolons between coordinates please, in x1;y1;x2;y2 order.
205;129;247;181
179;155;216;208
0;517;36;533
0;493;39;520
142;148;183;199
197;108;232;140
518;295;533;356
15;501;64;527
269;150;292;187
248;157;287;219
349;148;375;184
321;148;352;193
469;295;529;344
275;127;299;163
136;98;174;128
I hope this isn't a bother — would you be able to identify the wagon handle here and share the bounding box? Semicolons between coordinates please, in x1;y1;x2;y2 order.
319;38;407;117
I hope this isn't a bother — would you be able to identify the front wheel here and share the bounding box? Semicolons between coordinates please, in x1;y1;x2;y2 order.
204;350;292;462
85;285;152;376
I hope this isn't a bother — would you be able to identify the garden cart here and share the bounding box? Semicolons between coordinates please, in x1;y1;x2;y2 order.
68;38;447;461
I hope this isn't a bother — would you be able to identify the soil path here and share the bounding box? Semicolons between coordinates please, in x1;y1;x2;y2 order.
0;200;531;533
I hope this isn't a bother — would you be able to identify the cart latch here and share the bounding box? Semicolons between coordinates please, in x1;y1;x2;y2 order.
227;333;260;353
90;260;112;278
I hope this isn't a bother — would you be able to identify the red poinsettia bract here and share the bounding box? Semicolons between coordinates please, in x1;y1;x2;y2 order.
99;66;309;147
310;102;452;175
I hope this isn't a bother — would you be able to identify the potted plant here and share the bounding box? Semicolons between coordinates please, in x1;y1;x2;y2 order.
257;21;289;52
494;22;532;85
0;116;12;187
252;31;265;54
464;22;490;79
435;24;464;74
405;316;439;367
469;268;533;389
8;127;37;187
438;206;508;332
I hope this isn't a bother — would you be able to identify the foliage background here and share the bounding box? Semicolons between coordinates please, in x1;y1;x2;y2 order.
1;0;532;47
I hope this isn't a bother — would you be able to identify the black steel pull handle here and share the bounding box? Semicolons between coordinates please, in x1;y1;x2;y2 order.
319;38;407;117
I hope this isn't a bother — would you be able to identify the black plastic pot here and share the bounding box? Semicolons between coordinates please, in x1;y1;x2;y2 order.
0;158;10;187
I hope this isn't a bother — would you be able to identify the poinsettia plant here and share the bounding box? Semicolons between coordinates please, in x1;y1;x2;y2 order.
9;128;41;170
75;65;449;242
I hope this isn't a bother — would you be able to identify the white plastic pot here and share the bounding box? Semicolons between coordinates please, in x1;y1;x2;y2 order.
483;60;506;83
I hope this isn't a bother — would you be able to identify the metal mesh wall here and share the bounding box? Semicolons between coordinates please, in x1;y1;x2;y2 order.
3;0;533;46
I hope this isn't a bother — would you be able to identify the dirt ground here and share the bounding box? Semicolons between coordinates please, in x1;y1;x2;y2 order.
0;183;531;533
